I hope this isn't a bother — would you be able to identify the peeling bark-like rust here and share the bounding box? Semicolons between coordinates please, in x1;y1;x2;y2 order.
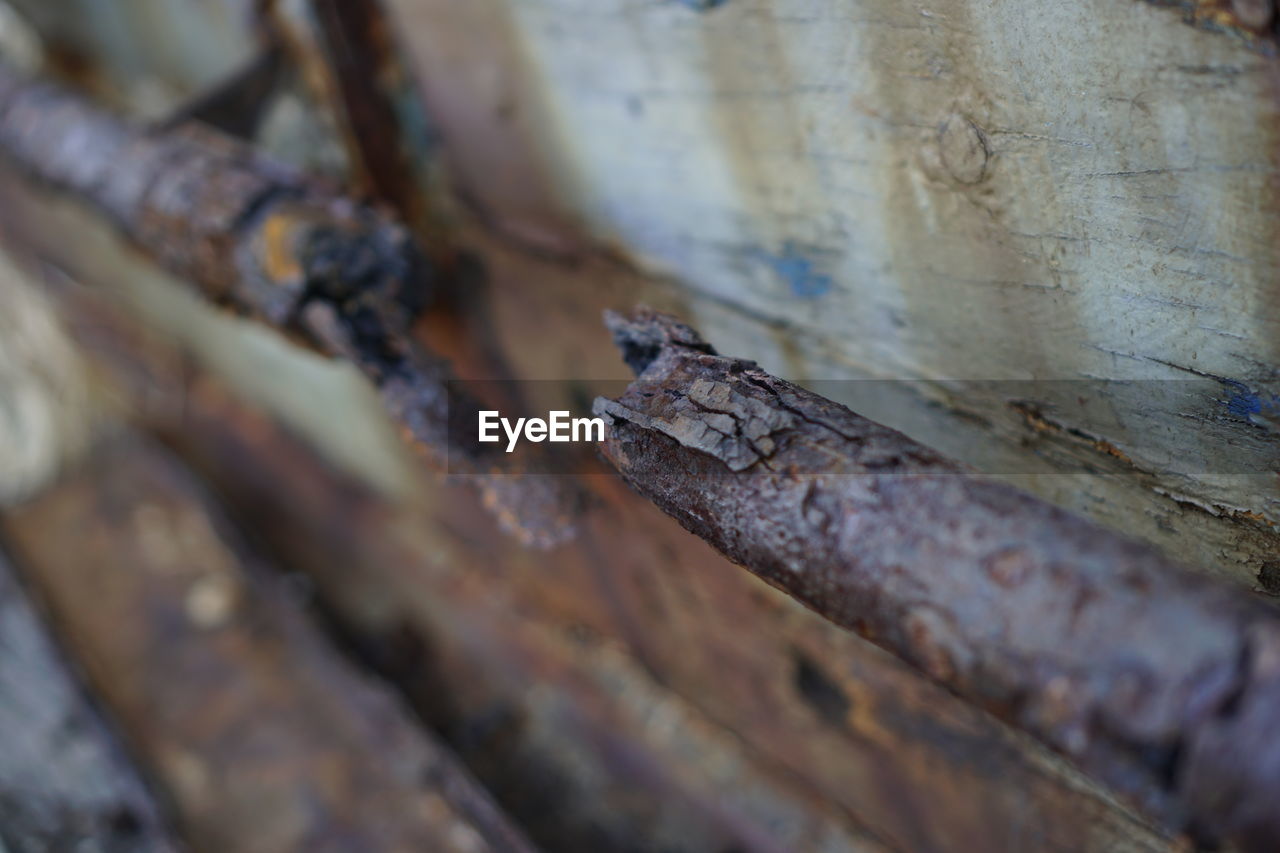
594;309;1280;852
0;61;578;547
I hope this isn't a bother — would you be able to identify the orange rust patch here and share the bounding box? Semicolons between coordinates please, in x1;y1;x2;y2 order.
1008;401;1137;467
1091;439;1134;466
260;213;304;284
1235;509;1277;527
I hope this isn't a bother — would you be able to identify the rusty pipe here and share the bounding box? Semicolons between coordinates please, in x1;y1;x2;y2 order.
594;309;1280;852
0;60;578;547
0;59;423;326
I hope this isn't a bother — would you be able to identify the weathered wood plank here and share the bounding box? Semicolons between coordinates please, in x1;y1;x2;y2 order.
390;0;1280;391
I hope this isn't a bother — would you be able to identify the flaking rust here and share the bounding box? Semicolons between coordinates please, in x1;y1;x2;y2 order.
0;60;578;547
594;308;1280;852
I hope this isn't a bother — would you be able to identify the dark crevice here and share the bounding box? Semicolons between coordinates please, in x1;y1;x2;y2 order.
1257;562;1280;596
792;648;852;730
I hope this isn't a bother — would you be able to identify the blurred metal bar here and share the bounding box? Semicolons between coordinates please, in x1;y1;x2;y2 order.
0;60;579;547
3;434;539;853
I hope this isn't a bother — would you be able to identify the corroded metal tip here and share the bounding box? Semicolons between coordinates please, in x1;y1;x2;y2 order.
603;308;716;376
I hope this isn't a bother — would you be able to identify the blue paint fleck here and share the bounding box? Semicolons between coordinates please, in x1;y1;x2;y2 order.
758;242;834;299
1226;389;1263;418
1220;379;1280;428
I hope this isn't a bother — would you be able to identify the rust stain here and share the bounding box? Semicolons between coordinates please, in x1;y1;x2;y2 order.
259;211;305;283
1007;400;1137;466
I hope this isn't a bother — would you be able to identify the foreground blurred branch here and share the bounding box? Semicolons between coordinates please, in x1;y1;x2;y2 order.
0;59;578;547
3;433;538;853
595;309;1280;852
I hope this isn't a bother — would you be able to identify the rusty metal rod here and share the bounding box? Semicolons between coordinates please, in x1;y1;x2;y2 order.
0;60;577;547
594;309;1280;852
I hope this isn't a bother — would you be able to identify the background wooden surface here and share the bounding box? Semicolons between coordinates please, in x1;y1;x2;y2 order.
386;0;1280;585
